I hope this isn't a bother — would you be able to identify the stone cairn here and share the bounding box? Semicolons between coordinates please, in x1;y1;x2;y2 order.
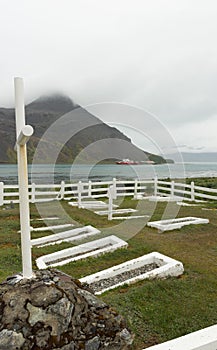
0;269;134;350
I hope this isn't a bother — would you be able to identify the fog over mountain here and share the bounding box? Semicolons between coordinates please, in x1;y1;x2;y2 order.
1;1;217;154
0;94;166;164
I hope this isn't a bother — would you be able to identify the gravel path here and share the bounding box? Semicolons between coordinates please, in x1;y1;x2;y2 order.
88;263;159;293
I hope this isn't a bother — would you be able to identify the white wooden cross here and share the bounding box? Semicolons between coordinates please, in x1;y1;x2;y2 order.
108;185;117;220
14;77;34;278
77;181;84;208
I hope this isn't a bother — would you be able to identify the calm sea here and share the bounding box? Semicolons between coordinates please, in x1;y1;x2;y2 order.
0;163;217;184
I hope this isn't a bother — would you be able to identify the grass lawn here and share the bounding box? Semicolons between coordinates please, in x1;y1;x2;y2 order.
0;194;217;349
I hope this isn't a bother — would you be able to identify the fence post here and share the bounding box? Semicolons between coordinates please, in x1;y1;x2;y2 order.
108;185;117;221
88;180;92;197
60;180;65;200
108;188;113;221
134;178;138;199
31;183;36;203
191;181;195;201
77;181;83;208
171;180;175;198
154;177;158;196
112;177;117;196
0;182;4;206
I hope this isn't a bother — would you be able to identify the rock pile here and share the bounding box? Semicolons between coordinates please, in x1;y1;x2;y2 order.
0;269;133;349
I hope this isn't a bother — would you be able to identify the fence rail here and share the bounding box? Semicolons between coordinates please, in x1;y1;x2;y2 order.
0;178;217;206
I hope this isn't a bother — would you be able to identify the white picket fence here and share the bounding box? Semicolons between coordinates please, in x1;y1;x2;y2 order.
0;178;217;206
156;180;217;201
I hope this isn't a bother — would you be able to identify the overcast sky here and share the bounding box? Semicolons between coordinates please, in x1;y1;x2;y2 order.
1;0;217;154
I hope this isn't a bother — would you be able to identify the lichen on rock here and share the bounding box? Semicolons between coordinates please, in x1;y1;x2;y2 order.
0;269;134;349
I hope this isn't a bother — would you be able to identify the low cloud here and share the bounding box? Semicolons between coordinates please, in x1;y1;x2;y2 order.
0;0;217;151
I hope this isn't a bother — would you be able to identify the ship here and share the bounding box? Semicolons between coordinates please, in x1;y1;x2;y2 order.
116;159;140;165
116;159;155;165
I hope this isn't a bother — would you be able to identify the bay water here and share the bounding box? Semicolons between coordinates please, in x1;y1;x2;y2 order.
0;163;217;184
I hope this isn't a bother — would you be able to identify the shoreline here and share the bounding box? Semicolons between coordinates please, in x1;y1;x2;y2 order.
0;163;217;185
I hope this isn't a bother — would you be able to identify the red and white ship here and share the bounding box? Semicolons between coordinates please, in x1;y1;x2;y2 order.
116;159;155;165
116;159;140;165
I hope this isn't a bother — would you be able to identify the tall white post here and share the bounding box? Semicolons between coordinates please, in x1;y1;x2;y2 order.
108;186;113;221
77;181;83;208
14;77;33;279
60;180;65;200
0;182;4;206
191;181;195;201
112;177;116;187
108;185;117;221
134;178;138;199
171;180;175;198
154;176;158;197
31;183;36;203
88;180;92;197
112;177;117;196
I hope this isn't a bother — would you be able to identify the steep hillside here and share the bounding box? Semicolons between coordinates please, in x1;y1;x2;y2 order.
0;94;166;164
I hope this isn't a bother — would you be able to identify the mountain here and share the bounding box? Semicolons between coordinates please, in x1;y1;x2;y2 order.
166;152;217;163
0;94;166;164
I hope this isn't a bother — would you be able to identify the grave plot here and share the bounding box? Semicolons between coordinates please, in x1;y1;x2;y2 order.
94;208;137;216
111;215;149;220
18;223;74;234
177;202;200;207
94;208;148;220
31;225;101;247
30;223;74;232
202;207;217;211
30;217;60;221
147;216;209;232
68;201;118;209
94;208;149;220
133;194;146;200
36;235;128;269
80;252;184;295
147;195;183;202
146;324;217;350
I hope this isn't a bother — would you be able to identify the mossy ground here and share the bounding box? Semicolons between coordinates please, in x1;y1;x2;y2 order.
0;180;217;349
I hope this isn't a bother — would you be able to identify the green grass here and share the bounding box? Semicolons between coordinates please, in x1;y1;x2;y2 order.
186;177;217;188
0;196;217;349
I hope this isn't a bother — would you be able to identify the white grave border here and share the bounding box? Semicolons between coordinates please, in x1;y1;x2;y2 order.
147;217;209;232
80;252;184;295
145;324;217;350
31;225;100;247
36;235;128;269
68;200;113;209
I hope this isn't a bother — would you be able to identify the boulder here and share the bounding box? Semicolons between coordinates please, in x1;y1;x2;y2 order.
0;269;134;349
